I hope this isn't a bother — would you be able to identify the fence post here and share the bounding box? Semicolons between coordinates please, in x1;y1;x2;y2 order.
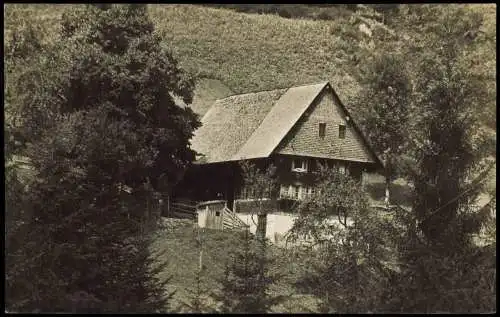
166;194;170;217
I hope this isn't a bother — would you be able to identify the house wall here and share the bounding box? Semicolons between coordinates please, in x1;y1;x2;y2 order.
233;198;278;214
236;211;355;247
275;86;375;164
236;212;298;245
174;162;240;204
234;155;374;207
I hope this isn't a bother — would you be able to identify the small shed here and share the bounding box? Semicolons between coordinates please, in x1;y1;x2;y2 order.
197;200;248;231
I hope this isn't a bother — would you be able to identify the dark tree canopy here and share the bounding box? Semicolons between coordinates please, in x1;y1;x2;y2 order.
6;4;200;312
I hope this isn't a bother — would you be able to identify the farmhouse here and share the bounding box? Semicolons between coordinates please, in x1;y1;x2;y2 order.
172;81;384;218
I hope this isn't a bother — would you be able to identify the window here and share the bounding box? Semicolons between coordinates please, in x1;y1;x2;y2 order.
319;122;326;138
215;211;221;216
307;187;313;198
279;184;305;200
240;187;248;199
339;124;346;139
280;184;289;198
315;159;329;172
263;186;271;198
338;163;346;174
292;158;308;172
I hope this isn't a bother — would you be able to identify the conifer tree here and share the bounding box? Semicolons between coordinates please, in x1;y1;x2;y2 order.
386;5;496;313
213;230;283;313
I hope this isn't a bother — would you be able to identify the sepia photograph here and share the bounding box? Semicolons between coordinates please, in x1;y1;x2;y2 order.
4;3;496;313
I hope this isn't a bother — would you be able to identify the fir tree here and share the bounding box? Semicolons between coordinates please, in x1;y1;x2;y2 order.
213;230;283;313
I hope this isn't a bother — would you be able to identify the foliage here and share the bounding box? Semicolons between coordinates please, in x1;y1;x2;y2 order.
5;4;199;312
354;52;412;204
199;4;356;21
288;169;398;313
239;160;279;240
239;161;279;201
213;230;283;313
183;267;212;313
400;4;493;250
182;227;213;313
380;5;497;313
386;204;496;313
152;221;318;313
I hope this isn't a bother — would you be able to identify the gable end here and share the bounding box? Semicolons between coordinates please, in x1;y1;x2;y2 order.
274;84;382;166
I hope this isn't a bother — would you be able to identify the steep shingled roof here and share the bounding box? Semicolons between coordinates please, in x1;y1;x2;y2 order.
234;82;328;160
190;88;286;163
190;82;383;167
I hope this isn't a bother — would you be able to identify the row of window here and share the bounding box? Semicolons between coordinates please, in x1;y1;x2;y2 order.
292;158;347;174
239;186;271;200
279;184;316;200
238;185;316;201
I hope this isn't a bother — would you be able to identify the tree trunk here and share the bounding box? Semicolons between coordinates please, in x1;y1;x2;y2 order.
255;210;267;296
384;173;391;207
383;154;391;207
255;198;267;242
256;212;267;242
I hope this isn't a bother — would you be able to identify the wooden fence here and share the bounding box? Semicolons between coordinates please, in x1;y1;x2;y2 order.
221;206;249;230
164;198;249;231
165;198;198;220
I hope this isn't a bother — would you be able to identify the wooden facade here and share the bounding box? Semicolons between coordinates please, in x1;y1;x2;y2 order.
174;81;384;215
173;153;378;213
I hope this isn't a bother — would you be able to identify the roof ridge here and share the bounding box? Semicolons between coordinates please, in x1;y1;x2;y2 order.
214;87;287;102
214;81;330;102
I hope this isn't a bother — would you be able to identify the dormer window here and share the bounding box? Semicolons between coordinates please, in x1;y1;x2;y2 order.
339;124;346;139
319;122;326;138
292;158;308;173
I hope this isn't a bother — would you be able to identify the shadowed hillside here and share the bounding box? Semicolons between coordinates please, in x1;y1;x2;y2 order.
190;78;234;117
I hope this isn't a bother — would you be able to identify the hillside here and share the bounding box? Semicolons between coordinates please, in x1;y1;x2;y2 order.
149;4;368;105
189;78;234;117
4;4;384;107
5;4;496;123
4;4;496;109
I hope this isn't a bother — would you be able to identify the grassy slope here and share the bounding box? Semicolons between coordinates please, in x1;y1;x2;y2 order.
150;4;363;105
5;4;495;117
190;78;234;117
4;4;365;105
